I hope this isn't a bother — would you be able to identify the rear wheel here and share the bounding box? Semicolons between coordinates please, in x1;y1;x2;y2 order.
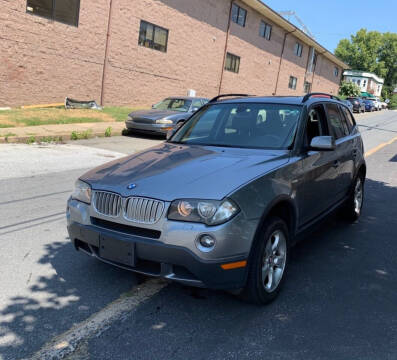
241;217;289;304
341;173;364;222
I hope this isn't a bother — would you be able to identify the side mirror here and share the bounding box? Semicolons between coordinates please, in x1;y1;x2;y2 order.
310;136;336;151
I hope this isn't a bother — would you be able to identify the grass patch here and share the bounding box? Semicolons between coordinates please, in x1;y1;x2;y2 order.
0;106;145;128
70;129;92;140
102;106;144;122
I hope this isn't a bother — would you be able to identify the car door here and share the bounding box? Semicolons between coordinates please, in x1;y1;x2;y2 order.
297;103;340;225
325;103;356;200
339;105;360;194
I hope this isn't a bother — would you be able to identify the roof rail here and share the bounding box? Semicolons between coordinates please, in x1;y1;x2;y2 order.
302;93;341;103
209;94;253;103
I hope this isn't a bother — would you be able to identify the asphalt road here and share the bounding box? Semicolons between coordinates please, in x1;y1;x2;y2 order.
0;110;396;360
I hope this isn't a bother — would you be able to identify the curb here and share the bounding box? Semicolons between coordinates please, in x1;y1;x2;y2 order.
0;128;125;144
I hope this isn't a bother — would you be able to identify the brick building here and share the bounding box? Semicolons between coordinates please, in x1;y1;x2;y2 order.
0;0;347;107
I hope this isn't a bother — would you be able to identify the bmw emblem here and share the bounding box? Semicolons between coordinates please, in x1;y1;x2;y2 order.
127;183;137;190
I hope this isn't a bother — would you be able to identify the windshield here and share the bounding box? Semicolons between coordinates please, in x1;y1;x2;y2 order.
153;98;192;112
170;103;302;149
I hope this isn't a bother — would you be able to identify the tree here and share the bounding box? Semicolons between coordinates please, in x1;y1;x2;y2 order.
335;29;397;93
378;32;397;88
339;81;361;97
389;94;397;110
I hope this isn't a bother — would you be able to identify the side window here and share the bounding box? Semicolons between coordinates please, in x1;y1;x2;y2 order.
326;103;348;139
305;105;326;145
192;100;202;109
340;106;355;132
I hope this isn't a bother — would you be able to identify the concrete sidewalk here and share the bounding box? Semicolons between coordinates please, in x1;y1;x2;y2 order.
0;121;126;143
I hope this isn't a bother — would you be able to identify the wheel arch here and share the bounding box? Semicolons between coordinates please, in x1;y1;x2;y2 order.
250;196;298;254
355;161;366;181
242;196;297;287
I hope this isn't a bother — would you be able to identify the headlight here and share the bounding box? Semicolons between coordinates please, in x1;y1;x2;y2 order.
168;199;239;225
156;118;173;124
71;179;91;204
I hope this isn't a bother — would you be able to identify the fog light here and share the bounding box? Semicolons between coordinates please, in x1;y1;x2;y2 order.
197;234;216;252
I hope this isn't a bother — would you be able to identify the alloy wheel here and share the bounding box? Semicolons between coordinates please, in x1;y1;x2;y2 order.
262;230;287;293
354;178;363;215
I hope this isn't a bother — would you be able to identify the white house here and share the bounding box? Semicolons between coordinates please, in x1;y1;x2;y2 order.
343;70;384;97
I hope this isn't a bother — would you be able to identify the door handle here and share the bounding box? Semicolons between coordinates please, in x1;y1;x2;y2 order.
333;160;340;168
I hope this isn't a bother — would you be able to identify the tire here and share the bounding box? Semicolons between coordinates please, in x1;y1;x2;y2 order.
341;173;365;222
240;217;290;305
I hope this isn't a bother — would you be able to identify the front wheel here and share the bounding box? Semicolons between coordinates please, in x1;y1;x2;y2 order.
341;174;364;222
240;217;289;304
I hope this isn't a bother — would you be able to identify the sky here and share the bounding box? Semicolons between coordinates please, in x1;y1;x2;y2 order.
263;0;397;52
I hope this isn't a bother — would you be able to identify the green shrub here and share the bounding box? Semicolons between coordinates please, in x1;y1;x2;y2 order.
105;126;112;137
70;130;91;140
26;136;36;144
339;81;361;97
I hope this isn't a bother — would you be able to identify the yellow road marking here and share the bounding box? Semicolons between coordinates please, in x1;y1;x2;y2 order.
364;135;397;158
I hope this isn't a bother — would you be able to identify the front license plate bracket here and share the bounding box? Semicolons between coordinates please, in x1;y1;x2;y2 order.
99;235;135;267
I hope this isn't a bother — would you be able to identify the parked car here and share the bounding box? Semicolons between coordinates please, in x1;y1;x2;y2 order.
342;99;353;112
381;101;388;109
346;97;366;113
125;97;208;136
373;98;382;111
363;99;376;112
67;93;366;304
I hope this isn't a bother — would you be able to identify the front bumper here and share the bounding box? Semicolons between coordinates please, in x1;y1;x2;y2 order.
67;220;247;289
125;121;173;135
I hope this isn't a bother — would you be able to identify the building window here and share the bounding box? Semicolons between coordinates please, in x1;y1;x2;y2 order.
26;0;80;26
231;3;247;27
304;81;311;94
289;76;297;90
312;53;317;72
357;79;361;86
225;53;240;73
294;42;303;57
363;80;367;87
138;20;169;53
259;21;272;40
334;67;339;77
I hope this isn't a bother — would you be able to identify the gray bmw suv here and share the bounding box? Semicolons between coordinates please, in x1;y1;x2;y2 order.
67;93;366;304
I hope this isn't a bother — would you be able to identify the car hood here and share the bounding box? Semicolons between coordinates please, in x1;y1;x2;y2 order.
80;143;290;201
128;109;183;121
